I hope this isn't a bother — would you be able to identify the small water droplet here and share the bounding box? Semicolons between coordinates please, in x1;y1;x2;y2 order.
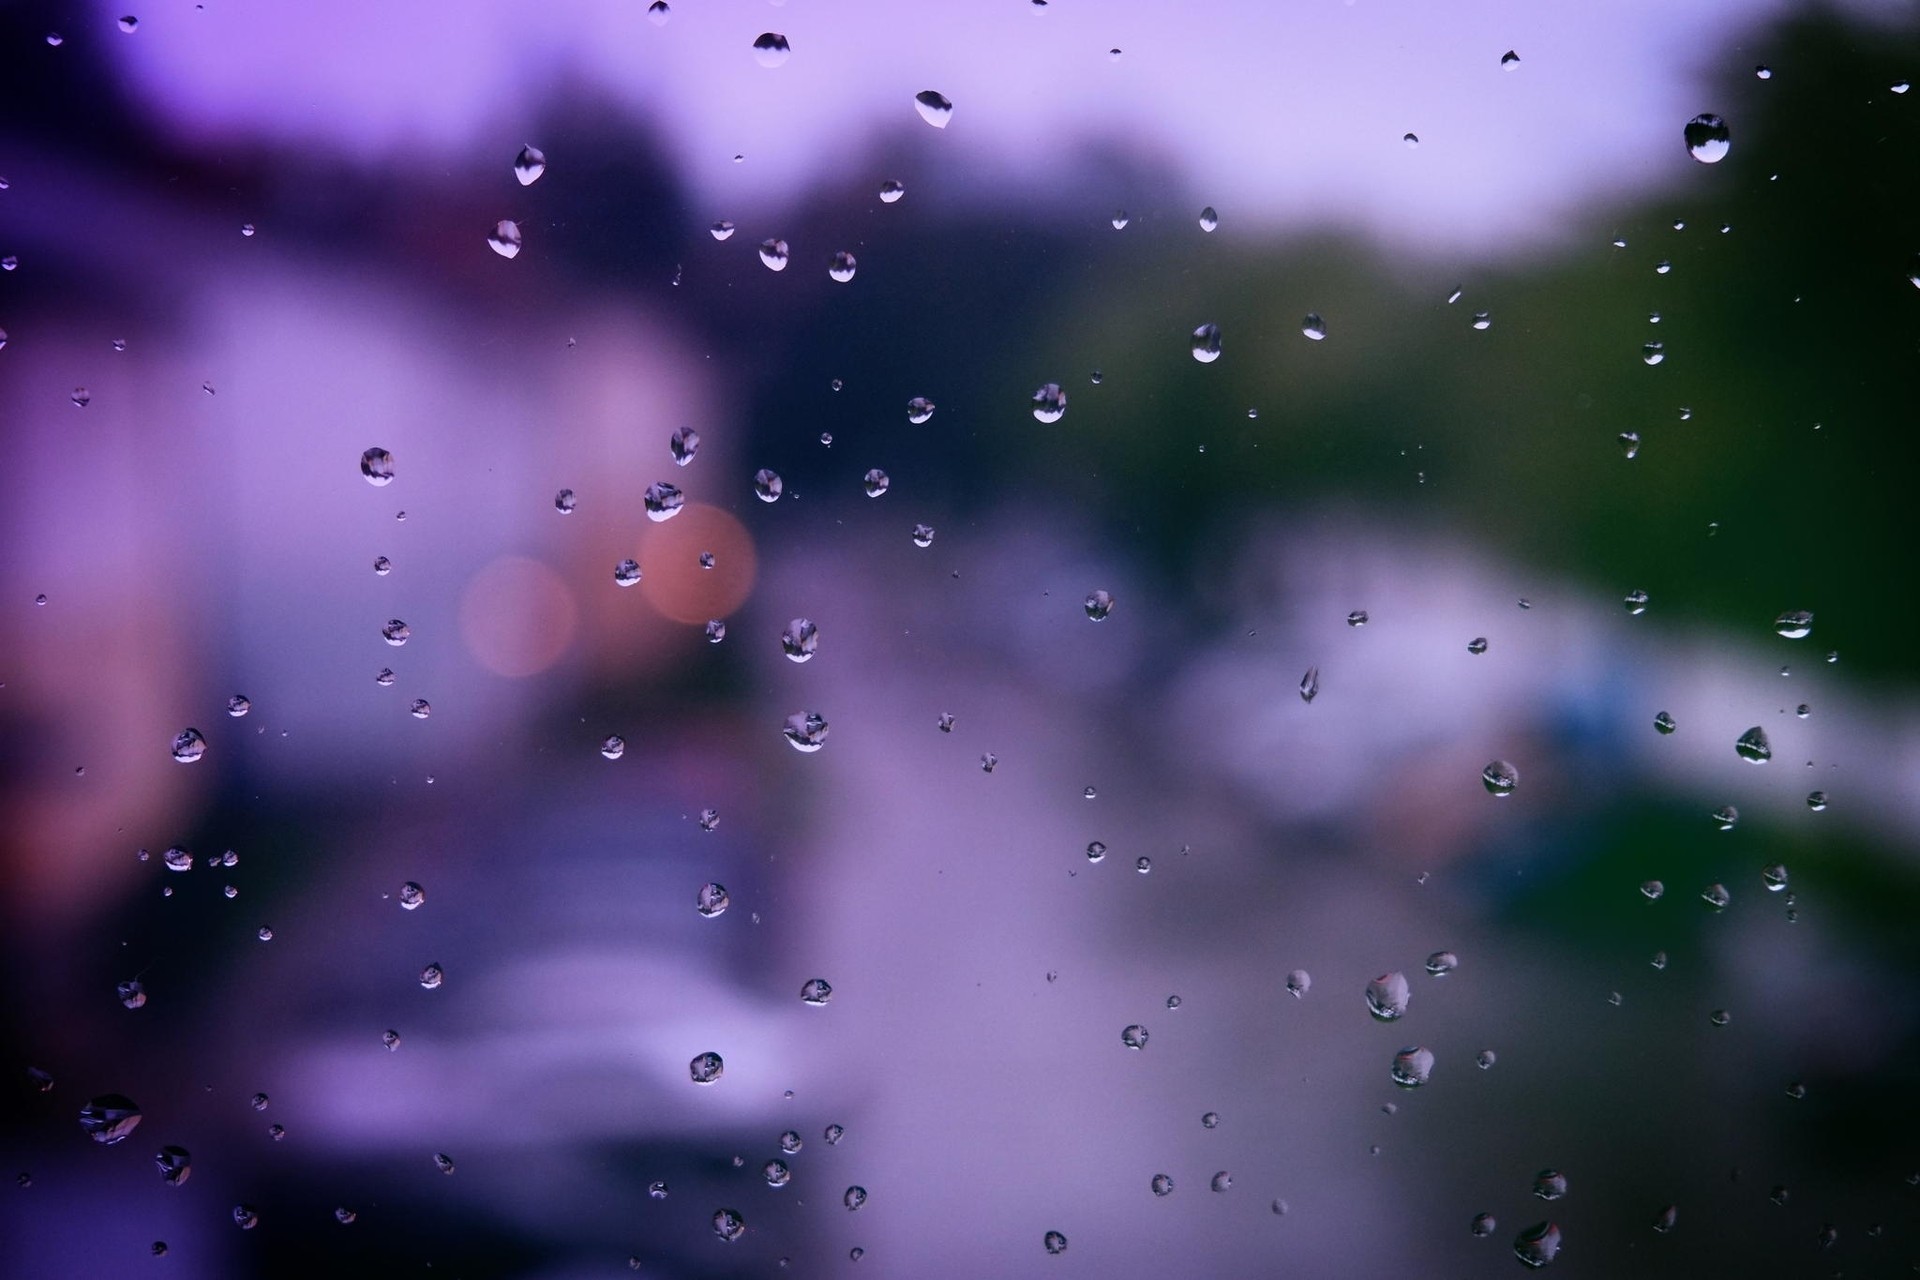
1390;1046;1435;1087
646;1;670;24
382;619;411;646
382;1029;401;1050
763;1159;791;1187
1190;322;1222;362
170;728;207;763
1472;311;1491;330
1701;882;1731;909
1299;667;1319;703
1467;636;1488;654
1043;1231;1068;1255
1471;1212;1497;1237
696;883;730;918
1500;50;1521;70
1111;210;1130;230
829;251;857;282
758;239;790;271
418;962;444;989
1201;1111;1220;1129
689;1051;724;1084
1425;950;1458;976
1481;760;1518;796
360;447;395;485
1301;313;1327;341
1624;588;1649;614
1286;969;1310;998
1513;1221;1562;1267
1121;1024;1150;1050
79;1095;142;1144
1735;725;1771;763
879;179;906;203
843;1185;868;1211
1654;711;1676;735
1152;1173;1175;1196
117;980;147;1009
1761;863;1789;893
712;1208;746;1242
911;523;935;548
613;558;643;587
705;619;727;644
1084;589;1115;620
1641;341;1665;365
1347;610;1369;627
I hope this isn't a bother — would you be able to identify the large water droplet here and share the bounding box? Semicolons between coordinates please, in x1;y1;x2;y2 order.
513;145;546;186
170;728;207;763
1286;969;1310;998
1031;383;1067;423
360;447;395;485
1513;1222;1562;1267
643;482;685;521
751;32;791;67
1391;1046;1434;1087
399;881;425;910
1191;323;1222;362
879;179;906;203
754;469;785;502
1735;725;1771;762
696;882;730;917
383;619;411;646
1198;206;1219;232
1152;1173;1175;1196
1084;590;1115;621
487;220;523;258
800;978;833;1006
781;618;819;662
1774;610;1813;639
155;1146;191;1186
1043;1231;1068;1255
783;710;829;752
913;91;954;128
829;251;857;283
689;1051;724;1084
1302;313;1327;341
843;1185;868;1210
863;469;890;497
79;1095;142;1144
1121;1024;1150;1050
1482;760;1518;796
1684;113;1731;163
907;396;936;424
1366;972;1410;1021
758;239;790;271
712;1208;746;1242
614;559;643;587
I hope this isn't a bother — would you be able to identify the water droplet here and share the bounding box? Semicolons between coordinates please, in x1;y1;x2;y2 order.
487;220;523;258
1639;879;1667;901
1761;864;1789;892
598;735;626;761
637;480;685;522
382;619;411;646
1471;1212;1498;1237
1684;113;1731;163
646;0;669;24
1391;1046;1434;1087
1500;50;1521;70
1286;969;1310;998
1152;1173;1175;1196
1084;589;1115;621
418;962;444;990
648;1181;669;1199
1085;841;1107;863
1735;725;1771;763
783;711;829;752
79;1095;142;1144
705;619;727;644
823;1123;847;1146
233;1204;260;1230
751;32;791;67
1134;856;1151;874
1467;636;1489;655
513;145;546;186
117;980;147;1009
118;15;138;33
1108;210;1130;231
1654;711;1676;735
879;179;906;203
690;1052;724;1084
1709;1008;1732;1026
756;238;791;272
936;712;955;733
1347;610;1369;627
913;90;953;128
1301;313;1327;341
712;1208;746;1242
1121;1024;1150;1050
614;558;643;587
1201;1111;1220;1129
1773;610;1813;639
843;1185;868;1211
1655;259;1672;275
382;1029;401;1050
1366;971;1410;1021
398;881;425;910
360;447;395;485
1043;1231;1068;1255
552;488;577;516
904;396;938;425
1190;323;1222;362
829;251;857;282
863;468;890;497
762;1158;791;1187
754;468;785;502
1641;341;1665;366
1481;760;1518;796
169;727;208;764
1210;1171;1233;1192
1299;667;1319;703
1031;383;1067;423
334;1207;357;1224
1476;1049;1498;1069
1623;588;1649;615
1198;206;1219;232
1425;950;1458;976
1784;1081;1806;1100
911;523;935;548
800;978;833;1005
1701;882;1731;910
1804;789;1829;812
1471;311;1491;330
696;883;730;918
1513;1222;1561;1267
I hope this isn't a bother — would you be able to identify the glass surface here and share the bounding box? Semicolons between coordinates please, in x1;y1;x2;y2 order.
2;2;1917;1276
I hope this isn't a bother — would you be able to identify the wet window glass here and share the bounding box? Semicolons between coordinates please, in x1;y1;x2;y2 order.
2;2;1916;1275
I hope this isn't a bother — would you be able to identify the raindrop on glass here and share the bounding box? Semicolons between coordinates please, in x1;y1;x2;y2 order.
1391;1046;1434;1087
513;145;546;185
1044;1231;1068;1255
843;1185;868;1211
614;559;643;587
1684;113;1731;163
800;978;833;1006
907;396;936;424
913;90;954;128
171;728;207;763
1513;1222;1561;1268
1299;667;1319;703
360;447;395;485
911;523;935;548
751;32;791;67
783;711;829;752
1121;1024;1150;1050
1701;882;1731;909
382;619;410;646
754;468;785;502
79;1095;142;1144
757;239;790;271
1286;969;1310;998
1190;323;1222;363
1085;590;1115;620
1425;950;1458;976
690;1052;724;1084
1302;313;1327;341
1481;760;1518;796
1654;711;1676;735
829;251;857;283
1711;805;1738;831
697;883;730;918
1031;383;1067;423
1366;972;1410;1021
487;220;523;258
712;1208;746;1242
879;179;906;203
